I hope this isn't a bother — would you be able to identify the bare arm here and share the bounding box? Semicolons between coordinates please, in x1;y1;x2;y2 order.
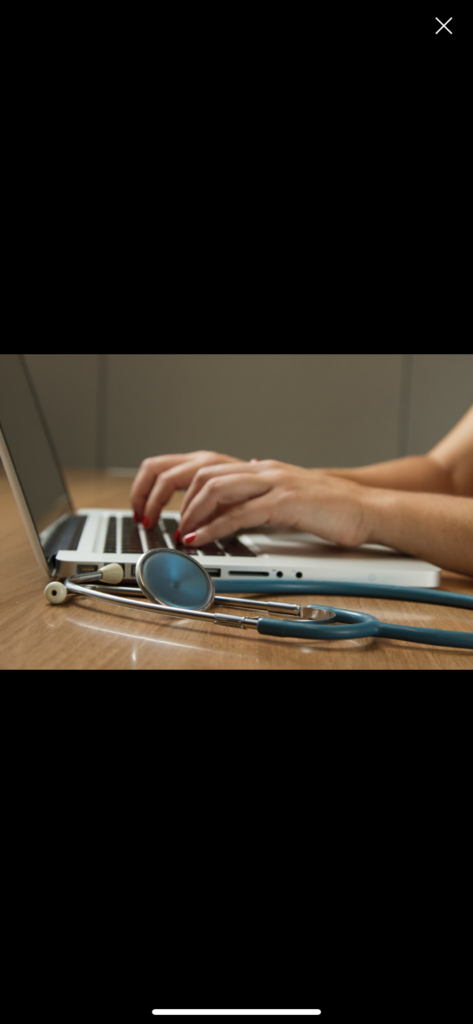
429;405;473;497
326;405;473;497
130;408;473;575
177;461;473;576
327;455;455;493
365;489;473;577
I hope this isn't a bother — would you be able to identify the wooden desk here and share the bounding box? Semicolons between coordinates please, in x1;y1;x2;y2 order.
1;468;472;671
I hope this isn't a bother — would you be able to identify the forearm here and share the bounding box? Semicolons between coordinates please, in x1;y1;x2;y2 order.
326;455;455;494
364;489;473;576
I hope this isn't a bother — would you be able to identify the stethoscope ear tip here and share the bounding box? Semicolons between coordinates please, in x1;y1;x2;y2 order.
45;581;69;605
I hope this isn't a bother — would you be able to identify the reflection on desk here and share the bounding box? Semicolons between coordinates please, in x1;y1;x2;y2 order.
0;468;472;670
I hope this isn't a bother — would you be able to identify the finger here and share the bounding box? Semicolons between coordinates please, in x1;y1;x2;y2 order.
179;472;272;538
142;463;209;529
130;455;195;520
130;453;218;521
180;460;258;518
181;494;274;548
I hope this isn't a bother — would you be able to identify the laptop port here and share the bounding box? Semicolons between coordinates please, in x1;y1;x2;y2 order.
77;565;99;574
229;571;270;577
207;569;221;577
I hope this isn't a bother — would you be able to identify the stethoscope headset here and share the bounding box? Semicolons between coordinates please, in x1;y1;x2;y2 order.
44;548;473;649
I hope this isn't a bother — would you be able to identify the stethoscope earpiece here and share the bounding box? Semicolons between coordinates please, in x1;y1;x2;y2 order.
45;564;124;605
44;581;69;605
43;550;473;649
43;551;336;631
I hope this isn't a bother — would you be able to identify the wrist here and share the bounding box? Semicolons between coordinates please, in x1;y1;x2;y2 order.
361;487;393;545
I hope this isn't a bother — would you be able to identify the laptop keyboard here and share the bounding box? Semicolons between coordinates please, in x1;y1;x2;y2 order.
165;517;256;558
104;515;256;558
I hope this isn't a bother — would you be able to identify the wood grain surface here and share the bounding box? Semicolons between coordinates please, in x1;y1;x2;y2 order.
1;468;472;671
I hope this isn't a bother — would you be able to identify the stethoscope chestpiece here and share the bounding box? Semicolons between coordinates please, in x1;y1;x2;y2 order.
136;548;215;611
44;550;473;649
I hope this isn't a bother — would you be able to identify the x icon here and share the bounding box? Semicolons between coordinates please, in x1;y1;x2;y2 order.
435;17;453;34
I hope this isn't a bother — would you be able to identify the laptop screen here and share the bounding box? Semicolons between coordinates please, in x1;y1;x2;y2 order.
0;354;73;543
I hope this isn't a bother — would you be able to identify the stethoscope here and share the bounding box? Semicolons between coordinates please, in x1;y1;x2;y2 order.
44;548;473;649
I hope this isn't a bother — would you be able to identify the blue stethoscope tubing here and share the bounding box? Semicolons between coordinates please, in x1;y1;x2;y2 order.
257;608;472;647
215;580;473;648
49;557;472;649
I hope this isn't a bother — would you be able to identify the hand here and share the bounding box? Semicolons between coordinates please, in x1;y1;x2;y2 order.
177;459;373;549
130;450;245;529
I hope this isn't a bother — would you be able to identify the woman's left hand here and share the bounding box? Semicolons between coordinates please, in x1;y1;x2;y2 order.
177;459;374;549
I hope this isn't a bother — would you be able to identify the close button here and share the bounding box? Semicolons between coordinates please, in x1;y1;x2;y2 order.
435;17;453;35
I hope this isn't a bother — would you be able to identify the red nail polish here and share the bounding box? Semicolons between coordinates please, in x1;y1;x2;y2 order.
133;512;141;524
143;516;150;529
174;529;181;544
183;532;197;545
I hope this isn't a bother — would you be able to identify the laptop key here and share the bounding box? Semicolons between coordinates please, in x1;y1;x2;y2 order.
45;515;88;559
162;518;253;557
163;517;180;539
104;517;118;553
145;524;168;550
221;538;256;557
172;539;223;556
122;518;144;554
60;515;88;552
199;543;223;555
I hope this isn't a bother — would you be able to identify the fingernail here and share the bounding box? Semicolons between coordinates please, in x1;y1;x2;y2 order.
143;516;150;529
174;529;181;544
183;532;197;545
133;512;141;524
251;458;260;463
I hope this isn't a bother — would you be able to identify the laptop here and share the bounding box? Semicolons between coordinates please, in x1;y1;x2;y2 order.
0;354;441;588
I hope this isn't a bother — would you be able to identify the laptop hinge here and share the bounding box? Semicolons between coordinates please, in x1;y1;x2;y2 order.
48;556;60;578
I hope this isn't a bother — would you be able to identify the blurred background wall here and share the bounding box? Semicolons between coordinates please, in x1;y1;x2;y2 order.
21;353;473;471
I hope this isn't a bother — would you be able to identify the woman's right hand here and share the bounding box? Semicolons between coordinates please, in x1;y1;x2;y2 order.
130;450;245;529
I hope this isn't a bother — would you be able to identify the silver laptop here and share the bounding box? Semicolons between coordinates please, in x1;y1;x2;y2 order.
0;354;441;588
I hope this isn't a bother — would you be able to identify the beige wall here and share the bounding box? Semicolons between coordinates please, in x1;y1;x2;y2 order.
23;354;101;467
21;353;473;470
408;354;473;454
